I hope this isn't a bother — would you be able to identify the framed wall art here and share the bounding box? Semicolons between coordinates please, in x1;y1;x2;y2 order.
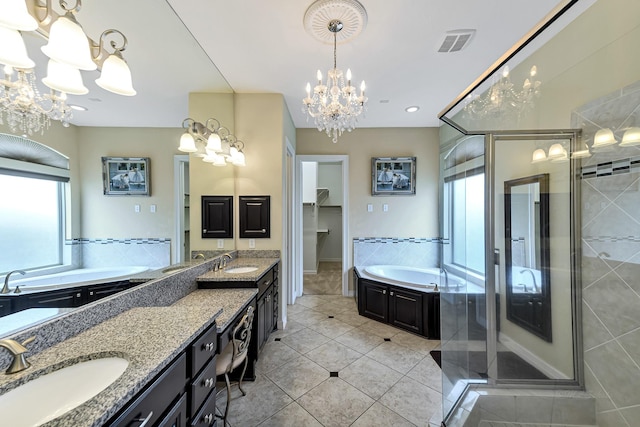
372;156;416;196
102;157;150;196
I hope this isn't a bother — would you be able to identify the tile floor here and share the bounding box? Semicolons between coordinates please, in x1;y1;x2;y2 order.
303;262;343;295
217;294;443;426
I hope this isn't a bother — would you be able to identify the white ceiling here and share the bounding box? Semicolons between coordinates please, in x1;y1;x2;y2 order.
27;0;565;129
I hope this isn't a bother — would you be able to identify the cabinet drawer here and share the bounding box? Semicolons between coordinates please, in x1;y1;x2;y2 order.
257;269;273;297
110;353;187;427
190;324;217;376
191;388;217;427
158;393;188;427
190;356;217;417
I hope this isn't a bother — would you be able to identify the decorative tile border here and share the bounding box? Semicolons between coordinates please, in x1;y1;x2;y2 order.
581;155;640;179
353;237;442;243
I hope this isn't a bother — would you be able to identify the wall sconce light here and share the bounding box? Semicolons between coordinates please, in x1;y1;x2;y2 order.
0;0;135;135
620;127;640;147
178;118;246;167
591;128;618;151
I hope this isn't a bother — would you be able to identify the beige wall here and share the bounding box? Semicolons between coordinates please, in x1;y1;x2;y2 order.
296;127;440;241
234;93;289;251
187;92;236;252
76;126;180;245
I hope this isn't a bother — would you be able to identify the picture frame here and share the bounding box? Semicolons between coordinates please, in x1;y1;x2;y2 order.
102;157;150;196
372;156;416;196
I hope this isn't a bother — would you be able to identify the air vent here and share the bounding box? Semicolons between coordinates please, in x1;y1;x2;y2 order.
438;29;476;53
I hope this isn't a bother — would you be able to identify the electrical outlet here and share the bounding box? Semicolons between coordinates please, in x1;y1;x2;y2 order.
134;204;140;213
150;204;156;213
383;204;389;212
367;204;373;212
249;239;256;249
217;239;224;249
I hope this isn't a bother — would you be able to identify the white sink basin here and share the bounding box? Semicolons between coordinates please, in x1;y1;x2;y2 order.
0;357;128;426
224;266;259;274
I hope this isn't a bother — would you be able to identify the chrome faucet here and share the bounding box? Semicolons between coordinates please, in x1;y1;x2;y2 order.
221;253;233;269
520;268;539;292
440;268;449;291
1;270;25;294
0;336;35;374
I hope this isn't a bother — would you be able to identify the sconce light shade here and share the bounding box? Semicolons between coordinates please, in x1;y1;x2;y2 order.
531;148;547;164
232;150;246;166
95;53;136;96
41;15;97;71
212;155;227;167
0;26;35;69
178;132;197;152
592;128;617;149
551;148;569;163
547;143;565;159
42;59;88;95
206;133;222;152
0;0;38;31
620;127;640;147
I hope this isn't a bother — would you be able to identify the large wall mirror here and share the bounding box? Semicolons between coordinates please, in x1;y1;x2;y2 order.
504;173;552;342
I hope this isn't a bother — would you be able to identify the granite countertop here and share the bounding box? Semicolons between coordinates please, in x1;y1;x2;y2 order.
172;288;258;332
196;257;279;283
128;259;208;283
0;283;262;427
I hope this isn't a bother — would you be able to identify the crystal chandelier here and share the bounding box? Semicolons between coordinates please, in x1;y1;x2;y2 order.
302;19;367;143
463;65;540;120
178;118;246;167
0;0;135;136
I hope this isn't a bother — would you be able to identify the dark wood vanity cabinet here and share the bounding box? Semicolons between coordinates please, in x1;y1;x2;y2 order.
389;287;424;335
18;288;85;311
86;280;134;303
356;273;439;339
108;322;219;427
109;353;188;427
0;297;12;316
198;263;279;353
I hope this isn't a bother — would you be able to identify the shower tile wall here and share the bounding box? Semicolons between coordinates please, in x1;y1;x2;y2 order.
573;81;640;427
353;237;440;268
79;238;171;269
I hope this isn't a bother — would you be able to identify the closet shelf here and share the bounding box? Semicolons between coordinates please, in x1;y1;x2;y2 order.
316;188;329;205
317;228;330;234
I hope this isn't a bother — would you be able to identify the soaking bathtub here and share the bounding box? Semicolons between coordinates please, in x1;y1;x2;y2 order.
8;266;149;293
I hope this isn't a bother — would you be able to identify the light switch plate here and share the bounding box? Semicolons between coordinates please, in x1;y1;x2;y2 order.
383;204;388;212
217;239;224;249
134;204;140;213
150;204;156;213
367;204;373;212
249;239;256;249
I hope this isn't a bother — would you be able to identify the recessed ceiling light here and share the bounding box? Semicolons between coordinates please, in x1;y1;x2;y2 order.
405;106;419;113
68;104;88;111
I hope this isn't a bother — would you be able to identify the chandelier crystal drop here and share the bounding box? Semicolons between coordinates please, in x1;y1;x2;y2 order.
302;19;367;143
0;66;72;135
463;65;541;120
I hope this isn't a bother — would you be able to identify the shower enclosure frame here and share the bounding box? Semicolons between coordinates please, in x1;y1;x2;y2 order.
485;129;584;389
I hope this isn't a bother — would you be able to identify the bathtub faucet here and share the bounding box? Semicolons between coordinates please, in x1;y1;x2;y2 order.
440;268;449;291
1;270;25;294
520;268;539;292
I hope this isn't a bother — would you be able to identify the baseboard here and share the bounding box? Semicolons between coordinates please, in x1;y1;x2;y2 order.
319;258;342;263
345;290;355;297
277;315;287;331
498;332;570;379
303;269;317;275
